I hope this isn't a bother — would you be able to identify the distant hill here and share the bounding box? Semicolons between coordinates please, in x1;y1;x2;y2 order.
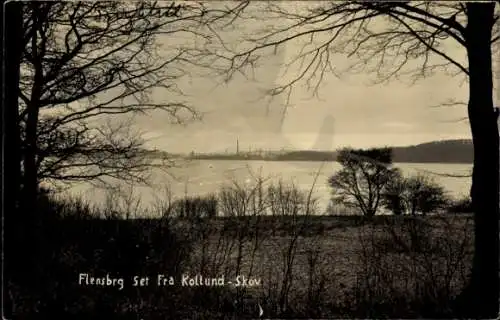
391;139;473;163
268;139;473;163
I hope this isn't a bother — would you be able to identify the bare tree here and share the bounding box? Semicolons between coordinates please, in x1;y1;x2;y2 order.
18;1;241;202
3;1;23;212
328;147;397;217
8;0;244;301
212;2;499;317
3;1;25;315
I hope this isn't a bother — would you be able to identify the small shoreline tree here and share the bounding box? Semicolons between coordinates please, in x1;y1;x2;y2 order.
327;147;397;217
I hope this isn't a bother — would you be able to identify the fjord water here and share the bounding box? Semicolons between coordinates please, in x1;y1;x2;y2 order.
65;160;472;216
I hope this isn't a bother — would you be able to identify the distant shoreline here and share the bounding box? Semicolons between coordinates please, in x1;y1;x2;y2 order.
147;139;474;164
186;155;472;164
151;154;473;164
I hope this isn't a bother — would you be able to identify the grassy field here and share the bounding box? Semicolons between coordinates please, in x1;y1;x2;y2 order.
6;194;474;319
182;214;474;317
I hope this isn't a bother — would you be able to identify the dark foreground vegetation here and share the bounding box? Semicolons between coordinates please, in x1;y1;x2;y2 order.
6;182;475;319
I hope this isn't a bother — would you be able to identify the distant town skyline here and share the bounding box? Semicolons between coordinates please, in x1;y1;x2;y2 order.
161;137;473;155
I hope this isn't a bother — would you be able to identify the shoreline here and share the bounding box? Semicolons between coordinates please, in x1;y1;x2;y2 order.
185;157;473;164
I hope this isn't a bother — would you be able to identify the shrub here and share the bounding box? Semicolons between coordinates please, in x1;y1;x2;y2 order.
383;173;449;216
172;194;218;218
447;196;473;214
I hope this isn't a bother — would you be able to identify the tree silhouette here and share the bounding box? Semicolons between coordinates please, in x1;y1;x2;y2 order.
2;1;24;315
15;1;256;207
3;0;241;302
383;172;449;216
328;147;396;217
20;2;205;199
214;2;499;317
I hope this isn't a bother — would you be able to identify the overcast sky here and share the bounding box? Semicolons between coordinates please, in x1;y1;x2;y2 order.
124;2;492;154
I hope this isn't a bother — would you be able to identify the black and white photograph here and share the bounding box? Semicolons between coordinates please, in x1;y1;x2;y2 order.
2;1;499;319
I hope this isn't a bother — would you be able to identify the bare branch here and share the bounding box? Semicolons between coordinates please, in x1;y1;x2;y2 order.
213;2;472;104
18;1;238;187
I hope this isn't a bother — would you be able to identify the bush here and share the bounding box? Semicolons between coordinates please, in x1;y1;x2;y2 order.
383;173;450;216
447;196;473;214
172;194;218;218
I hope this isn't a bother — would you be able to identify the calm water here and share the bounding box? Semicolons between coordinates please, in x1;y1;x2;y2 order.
62;160;472;216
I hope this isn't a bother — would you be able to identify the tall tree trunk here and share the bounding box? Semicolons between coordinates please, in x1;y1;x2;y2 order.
23;3;43;208
21;5;47;288
2;0;24;316
2;2;22;219
464;3;499;318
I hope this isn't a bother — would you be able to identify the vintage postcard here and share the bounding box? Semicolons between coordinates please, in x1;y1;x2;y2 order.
2;1;499;319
